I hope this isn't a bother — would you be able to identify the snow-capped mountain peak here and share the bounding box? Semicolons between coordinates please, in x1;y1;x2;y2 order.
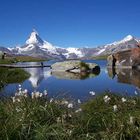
66;47;84;57
122;35;134;42
39;41;58;54
13;29;62;59
26;29;44;45
2;31;140;60
96;34;139;56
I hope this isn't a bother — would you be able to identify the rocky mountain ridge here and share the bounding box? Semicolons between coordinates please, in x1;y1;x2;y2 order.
0;30;140;59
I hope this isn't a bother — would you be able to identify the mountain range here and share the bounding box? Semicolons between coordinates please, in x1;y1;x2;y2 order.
0;30;140;59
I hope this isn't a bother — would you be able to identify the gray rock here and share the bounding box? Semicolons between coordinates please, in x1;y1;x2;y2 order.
51;60;99;72
107;55;116;67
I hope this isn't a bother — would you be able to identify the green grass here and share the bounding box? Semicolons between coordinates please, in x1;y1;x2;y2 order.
80;61;90;71
0;92;140;140
13;56;47;62
0;59;15;64
0;68;30;89
0;56;47;64
92;55;108;60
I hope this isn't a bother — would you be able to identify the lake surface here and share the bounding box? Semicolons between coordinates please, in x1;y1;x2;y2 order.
0;60;140;100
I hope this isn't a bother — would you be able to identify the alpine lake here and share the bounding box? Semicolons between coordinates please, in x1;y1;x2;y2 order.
0;60;140;101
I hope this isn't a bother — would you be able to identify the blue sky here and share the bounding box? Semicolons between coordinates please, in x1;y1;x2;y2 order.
0;0;140;48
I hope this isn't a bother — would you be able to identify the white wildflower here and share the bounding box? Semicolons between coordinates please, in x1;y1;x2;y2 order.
17;98;21;102
19;90;22;95
19;84;21;87
135;90;138;95
104;95;108;99
35;92;40;98
68;103;73;108
104;95;111;103
39;93;43;97
56;117;61;123
15;92;18;96
64;100;69;105
31;91;42;99
89;91;95;96
86;133;89;137
78;99;81;104
24;94;28;98
120;124;124;127
121;97;127;102
16;107;21;112
45;103;47;108
75;108;82;113
44;90;48;96
22;89;28;97
15;90;22;96
18;87;22;91
54;100;59;104
69;130;72;135
130;116;134;124
68;114;72;118
50;98;53;103
12;97;16;103
61;100;69;105
24;89;28;94
31;92;35;99
113;105;117;112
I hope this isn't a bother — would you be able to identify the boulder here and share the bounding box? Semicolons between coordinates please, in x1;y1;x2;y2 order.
107;47;140;68
51;60;100;72
131;47;140;67
107;55;116;67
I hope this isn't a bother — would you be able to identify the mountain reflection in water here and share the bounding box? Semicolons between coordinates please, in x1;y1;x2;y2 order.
24;67;51;88
1;60;140;99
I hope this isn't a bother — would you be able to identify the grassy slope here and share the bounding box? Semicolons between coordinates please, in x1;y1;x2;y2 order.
92;55;108;60
0;59;15;64
0;93;140;140
0;56;47;64
13;56;47;62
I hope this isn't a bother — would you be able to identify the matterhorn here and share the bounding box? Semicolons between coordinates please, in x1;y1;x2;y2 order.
12;29;64;59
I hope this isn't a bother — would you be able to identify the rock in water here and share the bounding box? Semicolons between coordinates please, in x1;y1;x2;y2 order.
107;47;140;69
51;60;100;72
107;55;116;67
131;47;140;67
